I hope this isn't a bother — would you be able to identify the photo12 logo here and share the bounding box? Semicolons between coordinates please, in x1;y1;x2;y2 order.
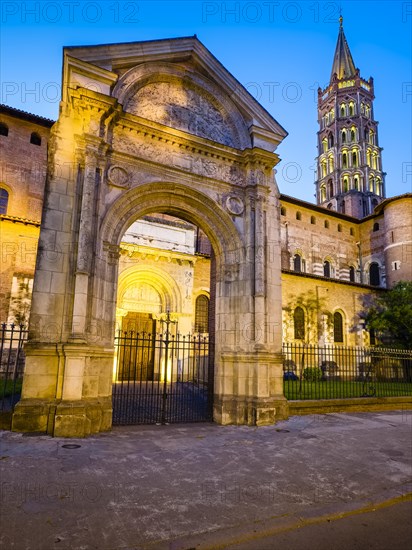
1;1;140;24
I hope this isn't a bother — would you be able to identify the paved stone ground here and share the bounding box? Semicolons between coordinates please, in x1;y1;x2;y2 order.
0;411;411;549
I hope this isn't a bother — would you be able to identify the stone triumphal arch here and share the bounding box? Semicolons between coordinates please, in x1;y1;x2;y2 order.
13;37;288;436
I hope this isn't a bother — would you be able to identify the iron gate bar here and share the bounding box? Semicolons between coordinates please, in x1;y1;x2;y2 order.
112;319;214;425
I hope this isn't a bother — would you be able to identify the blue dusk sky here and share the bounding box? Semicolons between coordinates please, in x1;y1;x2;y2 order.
1;0;411;203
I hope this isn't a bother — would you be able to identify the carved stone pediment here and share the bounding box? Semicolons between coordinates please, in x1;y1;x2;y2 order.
125;78;240;148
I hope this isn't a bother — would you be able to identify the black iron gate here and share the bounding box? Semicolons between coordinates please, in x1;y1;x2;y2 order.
112;313;214;425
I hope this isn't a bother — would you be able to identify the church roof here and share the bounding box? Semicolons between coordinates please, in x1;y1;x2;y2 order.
330;17;357;81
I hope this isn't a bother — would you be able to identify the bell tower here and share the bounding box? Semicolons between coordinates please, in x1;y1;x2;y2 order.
315;17;386;218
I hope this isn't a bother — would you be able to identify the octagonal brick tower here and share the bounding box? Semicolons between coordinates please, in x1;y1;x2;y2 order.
315;17;386;218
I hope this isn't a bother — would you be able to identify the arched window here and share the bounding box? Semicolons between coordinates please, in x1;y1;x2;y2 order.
0;123;9;137
349;102;355;116
340;104;346;117
195;295;209;333
369;263;380;286
366;149;371;166
350;128;356;142
328;180;333;198
323;260;331;278
0;188;9;214
354;176;359;190
349;266;355;282
296;211;302;221
328;133;334;148
375;178;381;196
30;132;41;146
333;312;344;342
369;130;375;145
369;176;375;192
321;160;327;178
322;138;328;153
294;307;305;340
343;176;349;192
350;227;354;236
320;186;326;202
342;152;348;169
373;222;379;232
293;254;302;272
328;155;334;172
337;224;342;232
372;152;378;170
281;206;286;216
310;216;316;225
352;151;358;167
341;129;346;143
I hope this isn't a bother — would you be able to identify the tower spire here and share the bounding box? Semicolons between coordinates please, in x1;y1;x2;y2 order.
330;17;356;82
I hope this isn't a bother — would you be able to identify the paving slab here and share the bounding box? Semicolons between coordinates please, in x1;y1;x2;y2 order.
0;411;411;549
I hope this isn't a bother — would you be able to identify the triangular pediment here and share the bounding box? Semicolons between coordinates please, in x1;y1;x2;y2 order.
63;36;287;152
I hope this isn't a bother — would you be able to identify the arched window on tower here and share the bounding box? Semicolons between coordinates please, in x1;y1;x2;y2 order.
340;104;346;117
366;149;371;167
372;152;378;170
343;176;349;192
354;175;360;191
320;185;326;202
333;312;344;343
352;151;358;167
350;127;356;142
369;130;375;145
369;263;380;286
341;129;347;143
323;260;331;278
328;133;334;148
322;138;328;153
328;155;334;172
369;176;375;192
349;102;355;116
342;152;348;169
349;266;355;282
321;160;327;178
375;177;382;196
0;188;9;214
294;307;305;340
195;295;210;333
328;180;334;198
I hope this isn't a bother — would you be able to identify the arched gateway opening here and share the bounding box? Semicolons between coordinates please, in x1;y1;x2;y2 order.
103;182;243;426
12;36;288;436
111;204;217;425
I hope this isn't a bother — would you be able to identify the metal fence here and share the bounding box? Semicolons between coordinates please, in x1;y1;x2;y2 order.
283;342;412;400
112;325;214;425
0;324;28;412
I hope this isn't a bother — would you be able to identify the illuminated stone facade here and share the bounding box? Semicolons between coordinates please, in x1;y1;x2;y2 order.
0;31;410;437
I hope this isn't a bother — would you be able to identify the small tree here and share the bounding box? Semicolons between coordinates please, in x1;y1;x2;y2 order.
359;281;412;349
